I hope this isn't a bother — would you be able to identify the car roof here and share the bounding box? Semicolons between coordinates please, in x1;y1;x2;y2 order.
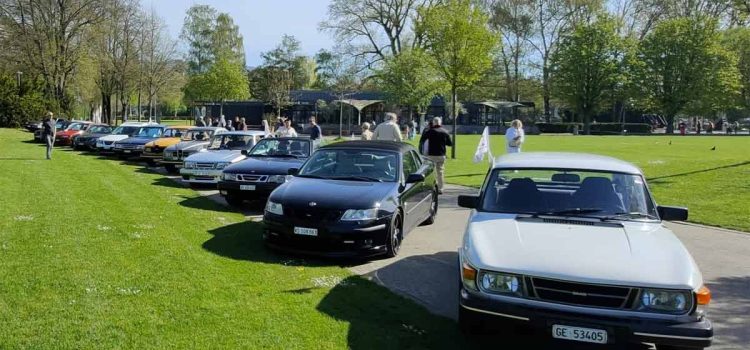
320;140;413;153
187;126;225;131
493;152;643;175
221;130;267;136
167;125;192;130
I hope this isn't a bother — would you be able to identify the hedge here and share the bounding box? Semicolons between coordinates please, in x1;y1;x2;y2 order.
536;123;582;133
536;123;652;134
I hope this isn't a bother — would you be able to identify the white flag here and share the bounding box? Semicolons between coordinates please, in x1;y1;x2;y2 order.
473;126;493;164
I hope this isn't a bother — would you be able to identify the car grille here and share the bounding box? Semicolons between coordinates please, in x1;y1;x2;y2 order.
104;140;114;145
237;174;268;182
119;144;139;149
527;277;635;309
196;162;215;169
285;207;343;223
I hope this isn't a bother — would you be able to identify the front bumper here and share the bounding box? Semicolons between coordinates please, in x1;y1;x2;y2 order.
55;136;73;145
179;168;222;184
263;213;392;258
217;180;280;199
459;285;713;348
96;143;116;152
113;148;143;157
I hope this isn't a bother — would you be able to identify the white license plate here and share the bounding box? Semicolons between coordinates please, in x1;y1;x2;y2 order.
552;325;607;344
240;185;256;191
194;171;211;176
123;150;131;153
294;227;318;236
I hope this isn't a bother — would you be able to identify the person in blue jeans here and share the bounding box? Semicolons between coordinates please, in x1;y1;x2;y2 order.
42;111;56;160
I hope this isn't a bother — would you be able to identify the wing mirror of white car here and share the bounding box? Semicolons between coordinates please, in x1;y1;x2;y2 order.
458;195;479;209
657;205;688;221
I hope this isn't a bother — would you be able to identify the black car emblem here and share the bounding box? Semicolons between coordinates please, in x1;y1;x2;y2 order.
309;202;317;207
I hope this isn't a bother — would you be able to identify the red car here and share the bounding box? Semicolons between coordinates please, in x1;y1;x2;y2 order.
55;121;93;146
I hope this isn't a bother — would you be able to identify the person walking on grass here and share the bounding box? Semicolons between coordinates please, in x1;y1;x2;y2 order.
361;122;374;140
374;112;402;142
42;111;56;160
419;117;452;194
505;119;525;154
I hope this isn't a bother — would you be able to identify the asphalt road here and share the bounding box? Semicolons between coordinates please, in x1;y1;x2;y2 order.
168;170;748;350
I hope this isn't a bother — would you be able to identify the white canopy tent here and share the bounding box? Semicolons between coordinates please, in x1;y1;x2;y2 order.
333;99;384;136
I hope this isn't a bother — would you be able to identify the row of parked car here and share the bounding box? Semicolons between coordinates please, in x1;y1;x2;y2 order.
31;119;713;349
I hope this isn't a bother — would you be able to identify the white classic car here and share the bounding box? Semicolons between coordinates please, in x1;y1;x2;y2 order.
179;130;267;184
96;122;159;152
457;153;712;350
160;127;227;173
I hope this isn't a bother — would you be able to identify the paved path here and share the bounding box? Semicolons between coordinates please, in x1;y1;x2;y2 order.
165;168;748;349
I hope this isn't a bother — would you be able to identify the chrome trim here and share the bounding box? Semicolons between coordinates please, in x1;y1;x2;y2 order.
355;224;386;232
406;193;433;214
632;332;713;341
460;304;529;321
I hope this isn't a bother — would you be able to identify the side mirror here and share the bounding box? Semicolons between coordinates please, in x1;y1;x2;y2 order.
657;206;688;221
288;168;299;175
458;195;479;209
406;173;425;184
240;149;248;156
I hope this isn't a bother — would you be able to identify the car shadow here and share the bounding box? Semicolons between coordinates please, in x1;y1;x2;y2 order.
706;275;750;348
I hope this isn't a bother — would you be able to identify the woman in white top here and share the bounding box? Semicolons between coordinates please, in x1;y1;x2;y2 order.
275;119;298;137
505;119;525;153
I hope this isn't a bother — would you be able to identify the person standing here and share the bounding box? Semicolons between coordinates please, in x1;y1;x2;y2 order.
231;116;240;131
420;117;452;194
308;116;322;145
219;115;227;128
42;112;56;160
361;122;374;140
238;117;247;131
505;119;525;154
275;119;298;137
407;118;417;140
373;112;403;142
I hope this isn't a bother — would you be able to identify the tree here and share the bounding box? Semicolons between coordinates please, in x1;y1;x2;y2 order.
633;17;740;133
377;49;446;125
418;0;498;159
181;5;217;74
212;13;246;67
249;66;292;120
261;35;313;89
140;9;183;121
489;0;534;103
202;55;250;116
550;17;624;134
724;27;750;115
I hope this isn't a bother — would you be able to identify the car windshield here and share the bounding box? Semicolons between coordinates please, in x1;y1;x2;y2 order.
66;123;86;131
297;149;399;182
136;127;163;138
163;128;184;138
181;129;213;141
89;126;111;133
249;139;311;157
112;126;141;135
479;169;658;220
208;134;257;150
55;120;67;129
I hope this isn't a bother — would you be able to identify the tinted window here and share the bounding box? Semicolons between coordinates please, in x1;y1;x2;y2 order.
298;149;399;182
136;127;164;138
249;139;311;157
208;134;255;150
402;152;418;179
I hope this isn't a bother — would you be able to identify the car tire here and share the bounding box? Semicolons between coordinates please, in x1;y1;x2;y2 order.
165;164;178;174
146;159;156;167
225;191;244;206
421;188;438;226
385;214;402;258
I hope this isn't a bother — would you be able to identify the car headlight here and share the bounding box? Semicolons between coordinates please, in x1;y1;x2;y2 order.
223;173;237;181
184;161;196;169
215;162;230;169
136;145;144;150
638;289;691;314
114;143;122;148
341;208;378;221
145;147;152;152
479;271;523;296
267;175;286;184
265;201;283;215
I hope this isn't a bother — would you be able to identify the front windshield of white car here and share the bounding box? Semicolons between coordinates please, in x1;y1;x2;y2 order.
136;127;163;138
207;134;256;150
181;129;213;141
480;169;658;220
112;126;140;135
297;149;399;182
249;139;311;158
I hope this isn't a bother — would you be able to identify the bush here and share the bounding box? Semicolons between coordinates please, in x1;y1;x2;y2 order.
0;73;50;128
536;123;582;133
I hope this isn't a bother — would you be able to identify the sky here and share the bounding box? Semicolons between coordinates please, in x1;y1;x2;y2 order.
146;0;335;67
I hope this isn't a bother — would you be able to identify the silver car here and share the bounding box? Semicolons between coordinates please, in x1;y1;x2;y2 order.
161;127;226;173
457;153;712;349
179;131;267;185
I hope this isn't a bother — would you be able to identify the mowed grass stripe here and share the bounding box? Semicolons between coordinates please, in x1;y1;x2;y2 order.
0;129;466;349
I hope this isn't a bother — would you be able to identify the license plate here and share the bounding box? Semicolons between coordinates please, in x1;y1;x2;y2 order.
194;171;211;176
294;227;318;236
124;150;131;153
240;185;256;191
552;325;607;344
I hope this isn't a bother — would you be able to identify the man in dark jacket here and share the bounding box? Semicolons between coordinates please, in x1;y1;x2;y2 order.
419;117;453;194
42;112;56;160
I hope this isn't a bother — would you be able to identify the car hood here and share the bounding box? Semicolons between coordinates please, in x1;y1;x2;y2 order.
58;130;82;136
151;137;181;147
224;156;306;175
184;150;244;163
98;134;131;142
166;140;209;151
271;177;394;209
117;137;157;145
79;133;108;139
463;213;703;290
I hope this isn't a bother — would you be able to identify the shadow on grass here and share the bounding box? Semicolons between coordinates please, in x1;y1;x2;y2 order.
648;161;750;182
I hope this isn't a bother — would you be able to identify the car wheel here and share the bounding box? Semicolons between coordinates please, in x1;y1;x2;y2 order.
164;164;178;174
146;159;156;167
225;191;244;206
385;214;402;258
421;188;438;226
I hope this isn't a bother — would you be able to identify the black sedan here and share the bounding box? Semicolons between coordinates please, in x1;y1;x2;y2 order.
219;137;312;206
72;124;113;150
263;141;438;258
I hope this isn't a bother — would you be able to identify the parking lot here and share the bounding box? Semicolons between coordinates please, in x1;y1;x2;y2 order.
180;174;749;350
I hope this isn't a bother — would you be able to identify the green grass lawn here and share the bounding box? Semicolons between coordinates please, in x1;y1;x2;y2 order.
410;134;750;232
0;128;467;349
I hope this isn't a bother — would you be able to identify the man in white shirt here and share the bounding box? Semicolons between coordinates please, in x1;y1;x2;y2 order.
275;119;298;137
505;119;525;153
373;112;403;142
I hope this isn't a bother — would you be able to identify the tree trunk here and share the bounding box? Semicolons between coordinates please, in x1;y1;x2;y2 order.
220;99;225;118
137;90;142;122
666;114;675;134
583;110;592;135
451;85;458;159
542;60;551;122
339;101;343;138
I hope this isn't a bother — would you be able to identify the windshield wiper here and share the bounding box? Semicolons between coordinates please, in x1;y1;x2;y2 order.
330;175;383;182
602;212;659;220
296;174;326;179
545;208;604;216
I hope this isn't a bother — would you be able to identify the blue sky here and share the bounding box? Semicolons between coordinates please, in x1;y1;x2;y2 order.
146;0;335;67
